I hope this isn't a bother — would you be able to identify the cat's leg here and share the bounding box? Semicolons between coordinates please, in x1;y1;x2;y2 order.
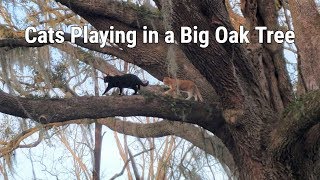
132;86;138;95
193;88;198;101
119;88;123;95
194;92;198;101
186;92;193;100
102;86;112;95
164;86;175;95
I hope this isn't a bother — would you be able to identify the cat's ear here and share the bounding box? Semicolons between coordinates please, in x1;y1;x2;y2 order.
103;76;108;83
104;74;111;79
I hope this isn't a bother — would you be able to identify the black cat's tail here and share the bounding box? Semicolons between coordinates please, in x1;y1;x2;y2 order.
141;80;149;86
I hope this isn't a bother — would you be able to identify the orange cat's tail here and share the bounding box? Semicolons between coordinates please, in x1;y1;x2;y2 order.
195;86;203;102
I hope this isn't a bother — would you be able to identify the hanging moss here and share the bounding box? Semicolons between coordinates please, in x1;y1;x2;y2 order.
166;45;178;78
283;90;320;117
127;1;161;17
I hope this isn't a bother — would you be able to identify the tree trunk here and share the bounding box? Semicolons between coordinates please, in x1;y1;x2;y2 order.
288;0;320;95
93;69;102;180
162;0;295;179
93;123;102;180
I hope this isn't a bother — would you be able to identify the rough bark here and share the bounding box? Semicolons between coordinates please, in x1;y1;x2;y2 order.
0;90;224;132
272;91;320;179
0;0;319;179
167;0;250;112
155;0;299;179
241;0;293;111
93;123;102;180
288;0;320;95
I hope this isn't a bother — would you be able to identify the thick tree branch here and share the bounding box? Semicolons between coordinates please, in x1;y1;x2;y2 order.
292;123;320;178
271;90;320;159
55;0;165;33
0;90;224;132
303;124;320;156
161;0;268;126
168;0;247;111
288;0;320;95
153;0;162;10
257;0;293;108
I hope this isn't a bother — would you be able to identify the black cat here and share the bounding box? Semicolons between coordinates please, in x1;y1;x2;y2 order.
102;74;149;95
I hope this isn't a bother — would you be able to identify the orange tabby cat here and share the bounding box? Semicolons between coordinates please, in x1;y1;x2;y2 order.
163;77;203;102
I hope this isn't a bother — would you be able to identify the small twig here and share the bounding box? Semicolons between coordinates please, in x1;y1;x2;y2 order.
109;148;154;180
